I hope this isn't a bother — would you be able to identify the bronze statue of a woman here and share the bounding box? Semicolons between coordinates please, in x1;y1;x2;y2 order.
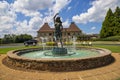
53;13;63;48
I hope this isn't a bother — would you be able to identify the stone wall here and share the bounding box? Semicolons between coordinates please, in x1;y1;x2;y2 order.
2;48;115;72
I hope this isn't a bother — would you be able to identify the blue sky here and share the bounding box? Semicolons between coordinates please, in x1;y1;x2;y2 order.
0;0;120;37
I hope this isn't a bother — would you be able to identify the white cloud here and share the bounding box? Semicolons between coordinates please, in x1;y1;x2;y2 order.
13;16;43;37
50;0;71;14
13;0;54;17
29;17;42;30
91;26;96;30
0;1;16;37
14;20;36;36
0;1;9;15
15;20;29;34
62;19;69;28
72;0;120;24
13;0;71;26
0;0;72;37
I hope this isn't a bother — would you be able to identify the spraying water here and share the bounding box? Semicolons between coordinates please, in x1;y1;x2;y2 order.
40;37;46;50
72;36;77;51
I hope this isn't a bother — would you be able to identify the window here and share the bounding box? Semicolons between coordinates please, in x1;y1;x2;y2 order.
49;33;52;36
68;33;70;35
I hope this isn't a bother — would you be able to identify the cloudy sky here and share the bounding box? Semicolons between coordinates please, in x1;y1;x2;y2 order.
0;0;120;37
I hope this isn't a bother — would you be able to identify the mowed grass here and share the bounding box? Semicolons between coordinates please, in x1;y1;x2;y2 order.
0;44;120;54
0;46;40;54
93;45;120;53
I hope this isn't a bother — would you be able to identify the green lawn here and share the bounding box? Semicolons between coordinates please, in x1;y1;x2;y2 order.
93;45;120;53
0;46;40;54
0;44;120;54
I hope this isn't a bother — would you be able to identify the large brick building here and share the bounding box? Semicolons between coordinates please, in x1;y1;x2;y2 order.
37;22;82;42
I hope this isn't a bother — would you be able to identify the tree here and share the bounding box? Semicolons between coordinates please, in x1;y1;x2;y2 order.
114;6;120;17
100;8;114;38
1;34;33;44
0;38;2;44
15;34;32;43
113;6;120;36
2;34;14;44
100;7;120;38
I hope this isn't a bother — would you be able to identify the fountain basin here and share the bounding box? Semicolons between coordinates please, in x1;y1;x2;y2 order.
3;47;114;72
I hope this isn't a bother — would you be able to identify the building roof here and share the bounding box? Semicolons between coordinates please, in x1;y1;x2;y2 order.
67;22;81;32
38;22;82;32
38;23;53;32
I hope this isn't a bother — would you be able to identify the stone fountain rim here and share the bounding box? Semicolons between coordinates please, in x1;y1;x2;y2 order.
7;47;112;61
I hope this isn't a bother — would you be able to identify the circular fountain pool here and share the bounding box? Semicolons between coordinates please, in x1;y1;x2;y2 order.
20;49;103;59
3;47;114;72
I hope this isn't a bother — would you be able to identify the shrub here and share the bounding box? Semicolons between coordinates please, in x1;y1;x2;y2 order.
46;42;56;46
64;42;73;45
92;36;120;41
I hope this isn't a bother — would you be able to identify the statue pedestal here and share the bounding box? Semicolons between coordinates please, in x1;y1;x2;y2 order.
52;47;67;56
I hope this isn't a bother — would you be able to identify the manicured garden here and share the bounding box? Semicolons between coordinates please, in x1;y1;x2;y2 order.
0;41;120;54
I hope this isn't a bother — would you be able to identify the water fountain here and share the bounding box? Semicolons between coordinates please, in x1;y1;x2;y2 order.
2;13;114;72
40;37;47;50
72;36;77;51
3;47;114;71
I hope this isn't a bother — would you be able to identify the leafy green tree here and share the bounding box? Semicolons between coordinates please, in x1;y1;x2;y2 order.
2;34;14;44
100;8;114;38
114;6;120;17
113;6;120;36
100;7;120;38
1;34;32;44
15;34;32;43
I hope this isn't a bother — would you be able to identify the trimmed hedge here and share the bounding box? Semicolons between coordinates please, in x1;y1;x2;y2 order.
64;42;73;45
92;36;120;41
46;42;56;46
46;42;73;46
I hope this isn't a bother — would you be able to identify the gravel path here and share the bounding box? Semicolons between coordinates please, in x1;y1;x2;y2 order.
0;53;120;80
